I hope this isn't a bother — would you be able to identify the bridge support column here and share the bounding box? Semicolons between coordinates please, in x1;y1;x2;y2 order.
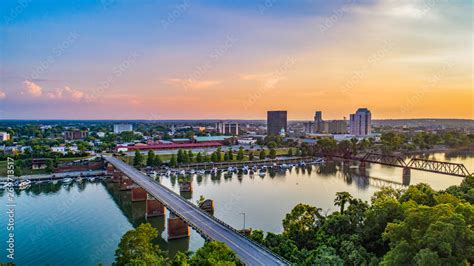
131;186;147;202
402;167;411;185
168;213;190;240
120;177;134;191
106;163;115;175
359;161;366;176
112;170;122;183
146;194;165;217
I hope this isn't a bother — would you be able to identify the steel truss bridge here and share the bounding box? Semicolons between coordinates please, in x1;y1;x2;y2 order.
326;152;471;177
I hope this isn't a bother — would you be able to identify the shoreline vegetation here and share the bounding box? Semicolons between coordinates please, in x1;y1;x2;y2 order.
110;174;474;265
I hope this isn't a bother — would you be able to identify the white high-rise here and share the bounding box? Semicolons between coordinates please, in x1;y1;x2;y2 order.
350;108;372;136
114;124;133;134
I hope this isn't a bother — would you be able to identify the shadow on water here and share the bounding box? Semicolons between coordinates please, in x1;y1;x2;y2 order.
102;181;192;258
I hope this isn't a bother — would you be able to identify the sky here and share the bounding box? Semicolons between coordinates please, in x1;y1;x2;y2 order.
0;0;472;120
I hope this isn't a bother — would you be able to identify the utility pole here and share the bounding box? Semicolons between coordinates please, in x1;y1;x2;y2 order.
240;212;246;229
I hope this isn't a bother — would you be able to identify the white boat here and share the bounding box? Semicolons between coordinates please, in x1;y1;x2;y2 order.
52;180;59;184
259;172;266;177
189;169;196;175
19;181;30;190
299;161;306;167
227;167;234;172
62;178;73;184
280;164;289;169
179;170;186;176
87;177;96;182
197;170;206;175
76;177;83;183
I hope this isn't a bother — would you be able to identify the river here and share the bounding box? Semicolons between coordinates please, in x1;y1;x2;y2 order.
0;151;472;265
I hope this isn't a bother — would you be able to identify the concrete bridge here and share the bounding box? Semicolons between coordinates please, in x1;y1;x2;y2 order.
104;156;289;266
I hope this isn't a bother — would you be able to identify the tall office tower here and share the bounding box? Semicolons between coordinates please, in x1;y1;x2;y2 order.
350;108;372;136
267;111;287;136
314;111;323;122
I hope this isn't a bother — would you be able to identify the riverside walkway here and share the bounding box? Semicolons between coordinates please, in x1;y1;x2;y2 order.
104;156;289;266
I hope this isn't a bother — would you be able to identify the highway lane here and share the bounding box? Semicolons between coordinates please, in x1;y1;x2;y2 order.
105;156;288;266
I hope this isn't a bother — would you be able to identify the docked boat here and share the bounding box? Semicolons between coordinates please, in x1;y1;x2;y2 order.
62;177;73;184
258;172;266;177
189;169;196;175
19;180;31;190
87;177;96;182
76;177;83;183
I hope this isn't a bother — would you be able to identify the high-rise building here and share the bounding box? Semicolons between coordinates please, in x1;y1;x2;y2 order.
216;121;239;135
350;108;372;136
314;111;322;122
114;124;133;134
267;111;287;136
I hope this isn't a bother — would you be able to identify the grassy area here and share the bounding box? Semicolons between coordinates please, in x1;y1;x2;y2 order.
123;147;292;165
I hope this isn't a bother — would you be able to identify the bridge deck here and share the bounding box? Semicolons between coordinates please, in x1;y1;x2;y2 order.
105;156;288;266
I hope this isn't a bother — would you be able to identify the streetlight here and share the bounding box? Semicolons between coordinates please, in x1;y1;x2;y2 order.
240;212;246;229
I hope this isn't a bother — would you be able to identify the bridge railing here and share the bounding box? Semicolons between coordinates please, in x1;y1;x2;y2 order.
144;172;291;265
106;157;290;265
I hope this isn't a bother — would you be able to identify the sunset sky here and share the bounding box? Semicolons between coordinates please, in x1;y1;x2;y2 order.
0;0;472;120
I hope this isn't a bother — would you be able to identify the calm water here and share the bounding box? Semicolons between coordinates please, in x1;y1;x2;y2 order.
1;152;472;265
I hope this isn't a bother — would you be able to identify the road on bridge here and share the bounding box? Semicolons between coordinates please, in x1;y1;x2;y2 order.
105;156;288;266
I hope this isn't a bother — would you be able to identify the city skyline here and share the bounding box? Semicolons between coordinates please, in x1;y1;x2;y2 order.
1;0;472;120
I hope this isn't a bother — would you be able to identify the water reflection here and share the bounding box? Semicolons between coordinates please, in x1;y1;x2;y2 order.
103;181;192;258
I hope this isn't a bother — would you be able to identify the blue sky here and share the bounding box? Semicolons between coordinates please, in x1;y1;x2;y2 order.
0;0;472;119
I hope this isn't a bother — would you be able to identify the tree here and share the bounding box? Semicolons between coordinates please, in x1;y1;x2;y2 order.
153;155;162;167
169;154;177;167
269;148;277;159
259;150;266;160
216;147;222;162
282;203;323;249
248;151;254;161
287;148;293;156
237;147;244;161
196;152;203;163
177;149;184;163
171;251;189;266
334;192;353;214
114;223;166;266
189;241;238;265
146;150;155;167
45;159;54;174
382;203;474;265
187;150;193;162
227;148;233;161
133;150;144;168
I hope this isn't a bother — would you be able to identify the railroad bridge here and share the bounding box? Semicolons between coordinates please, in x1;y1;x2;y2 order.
325;152;471;178
104;156;289;266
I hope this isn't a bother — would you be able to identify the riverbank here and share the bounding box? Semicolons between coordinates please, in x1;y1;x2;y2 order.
0;170;107;182
401;145;474;156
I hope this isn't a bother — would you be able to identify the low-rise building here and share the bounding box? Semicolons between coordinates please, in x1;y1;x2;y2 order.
0;132;11;141
64;130;88;140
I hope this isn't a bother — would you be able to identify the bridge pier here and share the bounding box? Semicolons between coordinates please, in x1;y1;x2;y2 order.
146;194;165;217
131;185;147;202
359;161;366;176
120;177;134;191
106;163;115;175
168;213;190;240
402;167;411;185
112;170;122;183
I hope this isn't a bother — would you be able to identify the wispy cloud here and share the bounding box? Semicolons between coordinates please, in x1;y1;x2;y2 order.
0;90;6;99
163;78;221;90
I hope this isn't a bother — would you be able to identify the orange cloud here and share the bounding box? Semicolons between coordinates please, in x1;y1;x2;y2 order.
23;80;43;96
